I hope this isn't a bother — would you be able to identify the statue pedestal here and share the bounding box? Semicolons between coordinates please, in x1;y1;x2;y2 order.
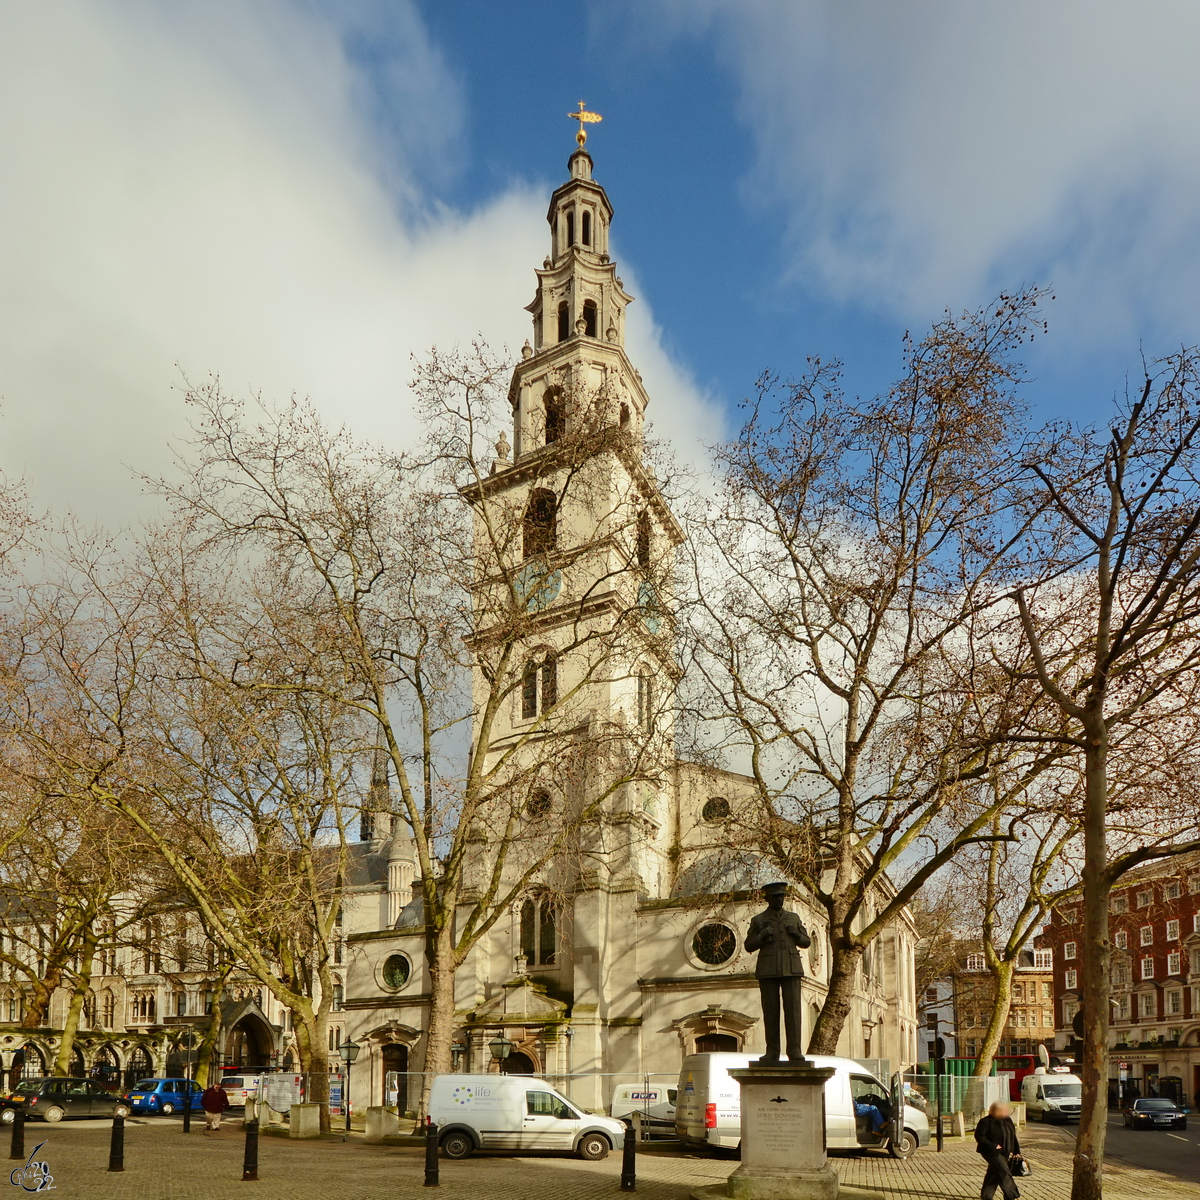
694;1063;870;1200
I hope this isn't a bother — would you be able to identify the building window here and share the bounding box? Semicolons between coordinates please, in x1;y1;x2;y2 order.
1164;881;1180;900
1141;956;1155;980
1042;981;1052;999
702;797;731;823
382;954;411;991
966;1040;977;1057
965;954;985;971
1167;989;1183;1015
565;210;575;248
520;894;557;966
691;923;737;967
520;656;558;720
1015;1009;1026;1027
1064;969;1077;990
1141;993;1156;1018
637;668;654;731
1140;925;1154;946
925;988;939;1003
1042;1008;1053;1027
1114;930;1127;949
523;488;557;557
1117;995;1130;1020
1136;890;1152;908
332;982;344;1011
1114;960;1130;986
1063;941;1076;960
1060;908;1077;923
1111;896;1127;913
1013;982;1024;1001
582;299;597;338
1032;949;1052;969
1166;919;1179;941
557;300;570;342
636;509;651;569
582;210;592;246
1167;951;1181;976
1189;875;1200;894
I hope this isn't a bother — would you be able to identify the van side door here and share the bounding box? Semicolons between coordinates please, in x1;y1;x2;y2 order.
522;1089;577;1150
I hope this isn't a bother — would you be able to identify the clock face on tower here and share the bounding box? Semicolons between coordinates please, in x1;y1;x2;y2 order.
515;561;563;612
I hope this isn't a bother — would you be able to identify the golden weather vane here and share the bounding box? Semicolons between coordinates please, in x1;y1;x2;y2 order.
568;100;603;147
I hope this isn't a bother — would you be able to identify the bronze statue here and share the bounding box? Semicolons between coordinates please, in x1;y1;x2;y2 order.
745;881;811;1063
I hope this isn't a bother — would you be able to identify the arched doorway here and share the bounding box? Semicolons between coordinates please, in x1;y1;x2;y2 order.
500;1051;535;1076
381;1044;409;1113
92;1045;121;1089
125;1045;153;1089
68;1046;85;1076
226;1016;270;1069
16;1045;45;1082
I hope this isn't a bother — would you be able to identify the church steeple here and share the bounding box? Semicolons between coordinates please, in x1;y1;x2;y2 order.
512;146;642;458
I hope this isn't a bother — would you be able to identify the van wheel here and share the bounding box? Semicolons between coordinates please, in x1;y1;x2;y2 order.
440;1131;474;1159
887;1129;917;1159
577;1133;611;1160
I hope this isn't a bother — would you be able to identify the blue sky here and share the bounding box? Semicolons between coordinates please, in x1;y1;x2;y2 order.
3;1;1200;522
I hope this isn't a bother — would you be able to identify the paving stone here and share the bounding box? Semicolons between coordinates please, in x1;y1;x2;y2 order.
9;1116;1194;1199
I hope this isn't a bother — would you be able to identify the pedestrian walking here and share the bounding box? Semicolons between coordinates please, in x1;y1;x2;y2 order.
974;1100;1022;1200
201;1080;230;1133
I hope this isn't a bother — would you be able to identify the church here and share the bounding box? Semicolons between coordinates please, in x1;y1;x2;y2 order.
340;131;920;1118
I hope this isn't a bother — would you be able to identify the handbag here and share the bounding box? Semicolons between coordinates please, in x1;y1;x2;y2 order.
1009;1154;1031;1177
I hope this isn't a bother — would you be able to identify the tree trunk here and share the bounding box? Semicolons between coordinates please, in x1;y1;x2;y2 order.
293;1012;332;1133
972;961;1014;1077
53;929;97;1076
420;923;461;1118
194;975;228;1088
1072;723;1109;1200
807;941;863;1055
21;961;65;1029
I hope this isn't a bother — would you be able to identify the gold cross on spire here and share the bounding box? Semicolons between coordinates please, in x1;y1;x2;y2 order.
568;100;602;147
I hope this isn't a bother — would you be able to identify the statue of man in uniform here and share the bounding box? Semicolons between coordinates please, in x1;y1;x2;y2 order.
745;881;812;1063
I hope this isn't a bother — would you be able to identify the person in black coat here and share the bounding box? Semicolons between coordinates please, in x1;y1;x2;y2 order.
974;1100;1022;1200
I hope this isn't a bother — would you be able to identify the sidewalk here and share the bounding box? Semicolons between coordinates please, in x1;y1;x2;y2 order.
11;1117;1195;1199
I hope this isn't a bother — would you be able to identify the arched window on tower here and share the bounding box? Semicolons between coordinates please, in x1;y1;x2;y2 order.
582;299;597;339
521;654;558;720
557;301;570;343
565;210;575;248
619;403;630;429
582;211;592;246
637;667;654;732
523;489;556;558
636;510;651;569
520;894;558;966
544;390;564;444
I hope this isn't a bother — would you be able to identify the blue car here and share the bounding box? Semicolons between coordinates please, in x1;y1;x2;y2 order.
124;1078;202;1115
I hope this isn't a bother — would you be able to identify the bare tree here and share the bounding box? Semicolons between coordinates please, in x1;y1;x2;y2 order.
1008;355;1200;1200
683;291;1063;1054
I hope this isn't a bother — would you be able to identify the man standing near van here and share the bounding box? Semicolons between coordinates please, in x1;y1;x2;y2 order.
745;881;811;1063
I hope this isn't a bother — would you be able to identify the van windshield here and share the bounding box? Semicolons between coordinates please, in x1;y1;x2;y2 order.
1042;1083;1080;1098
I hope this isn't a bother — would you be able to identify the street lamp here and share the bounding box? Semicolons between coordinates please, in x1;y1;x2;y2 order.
338;1039;360;1139
488;1034;513;1069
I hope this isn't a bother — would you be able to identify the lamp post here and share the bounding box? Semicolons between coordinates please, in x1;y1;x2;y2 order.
338;1039;360;1140
488;1033;513;1072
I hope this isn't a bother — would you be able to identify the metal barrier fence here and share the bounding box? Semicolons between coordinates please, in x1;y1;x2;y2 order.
902;1072;1007;1130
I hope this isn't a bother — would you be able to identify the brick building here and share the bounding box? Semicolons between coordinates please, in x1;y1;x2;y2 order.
950;948;1055;1061
1037;852;1200;1105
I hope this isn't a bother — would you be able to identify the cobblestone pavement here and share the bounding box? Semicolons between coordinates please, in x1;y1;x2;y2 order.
7;1117;1196;1199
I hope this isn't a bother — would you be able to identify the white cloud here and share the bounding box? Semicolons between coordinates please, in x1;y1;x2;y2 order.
651;0;1200;342
0;0;717;526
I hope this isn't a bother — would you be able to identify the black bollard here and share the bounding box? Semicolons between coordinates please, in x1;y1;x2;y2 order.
108;1114;125;1173
9;1109;24;1162
620;1118;636;1191
423;1118;439;1188
182;1088;191;1134
242;1118;259;1182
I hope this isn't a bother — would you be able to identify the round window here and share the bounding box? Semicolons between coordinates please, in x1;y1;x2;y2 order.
527;790;552;818
701;797;731;823
692;923;737;966
382;954;411;990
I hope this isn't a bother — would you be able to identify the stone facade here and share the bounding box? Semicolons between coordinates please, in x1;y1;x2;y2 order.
340;144;919;1117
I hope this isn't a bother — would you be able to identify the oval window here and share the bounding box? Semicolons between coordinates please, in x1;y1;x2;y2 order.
692;924;737;966
702;797;731;823
382;954;411;990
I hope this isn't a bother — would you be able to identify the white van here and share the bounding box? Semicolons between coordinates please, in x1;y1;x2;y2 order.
428;1074;626;1160
1021;1069;1082;1123
676;1053;931;1158
610;1083;677;1129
